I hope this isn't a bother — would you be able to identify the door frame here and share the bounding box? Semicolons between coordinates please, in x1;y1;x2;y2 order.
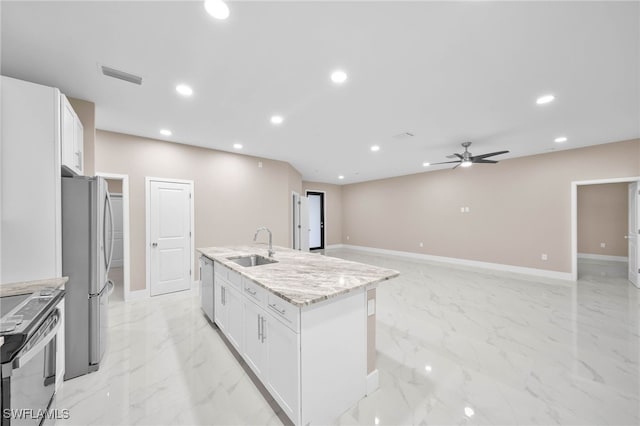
571;176;640;281
95;172;132;301
306;190;326;250
145;177;195;298
291;191;300;249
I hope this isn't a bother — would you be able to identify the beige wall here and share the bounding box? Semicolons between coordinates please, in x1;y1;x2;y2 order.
105;178;122;194
578;183;628;257
342;139;640;273
95;130;302;291
68;97;95;175
301;181;343;246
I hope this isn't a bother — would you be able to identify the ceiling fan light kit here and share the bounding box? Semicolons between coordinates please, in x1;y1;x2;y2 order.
431;142;509;169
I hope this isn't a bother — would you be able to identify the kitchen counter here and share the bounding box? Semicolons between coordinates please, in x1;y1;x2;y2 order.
0;277;68;298
197;245;399;307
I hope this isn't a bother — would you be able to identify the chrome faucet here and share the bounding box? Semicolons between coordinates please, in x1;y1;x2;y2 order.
253;227;274;257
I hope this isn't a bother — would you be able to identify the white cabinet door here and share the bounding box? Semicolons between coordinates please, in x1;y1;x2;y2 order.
60;95;76;174
242;299;267;379
55;298;65;391
73;114;84;175
214;279;226;332
265;317;300;423
225;285;243;351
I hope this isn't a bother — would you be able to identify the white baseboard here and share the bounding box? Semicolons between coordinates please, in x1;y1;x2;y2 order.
578;253;628;262
326;244;345;250
366;369;379;395
339;244;573;281
126;289;149;301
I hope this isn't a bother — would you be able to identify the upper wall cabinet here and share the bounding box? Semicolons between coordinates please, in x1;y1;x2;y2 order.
1;76;63;283
60;94;83;176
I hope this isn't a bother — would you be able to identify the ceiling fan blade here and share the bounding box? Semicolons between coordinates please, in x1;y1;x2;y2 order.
430;160;462;165
446;153;463;159
471;150;509;160
473;159;498;164
452;162;461;169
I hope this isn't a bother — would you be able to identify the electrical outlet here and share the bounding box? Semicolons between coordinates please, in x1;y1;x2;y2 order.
600;242;606;248
460;207;465;213
419;242;424;247
465;207;470;213
258;161;263;168
541;253;548;261
346;236;350;241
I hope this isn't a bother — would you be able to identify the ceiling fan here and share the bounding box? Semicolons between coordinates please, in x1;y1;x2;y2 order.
431;142;509;169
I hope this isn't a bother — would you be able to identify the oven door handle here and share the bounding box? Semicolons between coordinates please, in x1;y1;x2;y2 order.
12;311;60;369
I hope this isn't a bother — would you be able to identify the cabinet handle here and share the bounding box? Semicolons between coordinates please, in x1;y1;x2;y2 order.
75;151;82;169
257;314;262;341
268;303;286;315
245;287;257;296
261;317;266;342
222;286;226;305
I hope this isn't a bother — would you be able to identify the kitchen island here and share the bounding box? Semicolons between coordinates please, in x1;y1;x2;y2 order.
198;245;399;425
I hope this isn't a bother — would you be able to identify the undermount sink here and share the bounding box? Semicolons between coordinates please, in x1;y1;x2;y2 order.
227;254;278;267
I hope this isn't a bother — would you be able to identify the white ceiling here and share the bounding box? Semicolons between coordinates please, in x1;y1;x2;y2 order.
2;1;638;184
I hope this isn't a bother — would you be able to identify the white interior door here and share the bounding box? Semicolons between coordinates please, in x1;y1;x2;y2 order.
149;180;192;296
307;192;324;250
110;194;124;268
628;182;639;288
300;196;309;252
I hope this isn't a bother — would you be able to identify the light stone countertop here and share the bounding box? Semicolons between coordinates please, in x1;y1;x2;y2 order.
0;276;68;298
198;245;399;307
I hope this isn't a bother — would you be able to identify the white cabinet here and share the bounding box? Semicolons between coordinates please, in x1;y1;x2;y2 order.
264;314;300;421
55;298;65;391
213;265;243;352
242;298;267;378
60;94;83;176
1;76;62;283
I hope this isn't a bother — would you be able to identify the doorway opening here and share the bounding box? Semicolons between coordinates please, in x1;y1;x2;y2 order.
306;190;325;251
96;172;131;302
572;176;639;287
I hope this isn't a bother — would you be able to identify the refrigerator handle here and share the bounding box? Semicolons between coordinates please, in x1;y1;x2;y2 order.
105;189;115;274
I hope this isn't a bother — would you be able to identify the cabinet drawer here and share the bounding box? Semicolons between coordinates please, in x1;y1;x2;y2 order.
267;293;300;333
227;269;242;290
242;278;266;306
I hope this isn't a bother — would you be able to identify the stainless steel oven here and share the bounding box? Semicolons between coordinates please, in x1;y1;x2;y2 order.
1;290;63;426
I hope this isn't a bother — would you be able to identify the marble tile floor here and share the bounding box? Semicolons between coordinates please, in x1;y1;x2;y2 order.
54;251;640;425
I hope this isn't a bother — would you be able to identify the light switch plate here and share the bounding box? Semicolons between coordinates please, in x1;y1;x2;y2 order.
367;298;375;316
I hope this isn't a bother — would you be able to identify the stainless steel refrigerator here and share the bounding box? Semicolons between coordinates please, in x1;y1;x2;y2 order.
61;176;114;380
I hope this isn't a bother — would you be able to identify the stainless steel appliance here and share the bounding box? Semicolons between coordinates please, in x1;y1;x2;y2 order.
1;288;65;426
61;176;114;380
200;256;214;322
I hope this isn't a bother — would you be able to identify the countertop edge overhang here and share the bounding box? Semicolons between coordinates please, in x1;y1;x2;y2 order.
0;277;69;298
198;245;399;307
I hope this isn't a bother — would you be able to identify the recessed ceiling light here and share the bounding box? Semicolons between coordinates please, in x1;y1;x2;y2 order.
204;0;230;20
160;129;172;136
464;407;475;417
270;115;284;125
425;365;432;372
536;94;555;104
461;160;473;168
422;162;430;167
370;145;380;152
176;84;193;96
331;70;348;84
554;136;568;143
233;143;243;149
338;175;344;180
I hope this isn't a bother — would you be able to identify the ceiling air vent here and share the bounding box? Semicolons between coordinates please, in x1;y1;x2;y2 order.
393;132;415;139
101;65;142;85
